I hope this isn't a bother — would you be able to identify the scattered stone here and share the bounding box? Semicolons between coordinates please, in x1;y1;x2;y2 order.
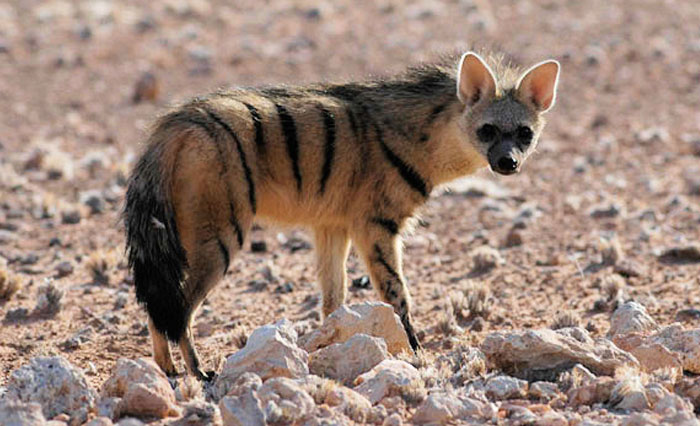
61;326;94;350
19;253;39;265
647;325;700;373
611;333;681;374
412;391;495;424
352;275;371;289
309;334;389;384
470;246;505;272
608;302;659;337
61;210;82;225
169;400;222;426
55;261;74;278
33;279;63;317
353;360;421;404
6;356;96;424
482;327;638;381
85;417;114;426
101;358;181;419
614;259;645;278
658;245;700;264
274;281;294;294
503;227;523;247
97;397;121;420
676;308;700;322
589;203;623;219
611;374;649;411
567;376;615;407
281;235;311;252
250;241;267;253
5;307;29;321
321;383;373;423
81;191;106;214
0;399;46;425
300;302;411;355
258;377;315;424
636;127;670;144
529;382;560;401
132;72;159;103
215;319;308;398
485;375;528;400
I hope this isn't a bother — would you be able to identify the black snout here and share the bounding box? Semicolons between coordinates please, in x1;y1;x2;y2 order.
488;140;520;176
495;156;518;174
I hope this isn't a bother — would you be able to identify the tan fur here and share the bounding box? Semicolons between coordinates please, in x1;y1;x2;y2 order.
127;51;560;379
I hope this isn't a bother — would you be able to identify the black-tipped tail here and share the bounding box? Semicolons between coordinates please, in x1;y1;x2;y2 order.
124;140;189;343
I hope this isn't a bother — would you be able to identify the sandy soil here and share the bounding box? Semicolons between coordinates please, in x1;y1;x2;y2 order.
1;0;699;406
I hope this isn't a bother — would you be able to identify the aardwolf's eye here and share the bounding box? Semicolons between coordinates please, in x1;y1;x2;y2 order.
477;124;499;143
516;126;534;146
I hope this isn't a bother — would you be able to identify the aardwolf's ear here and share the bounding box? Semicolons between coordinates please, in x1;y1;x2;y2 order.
516;60;560;113
456;52;498;106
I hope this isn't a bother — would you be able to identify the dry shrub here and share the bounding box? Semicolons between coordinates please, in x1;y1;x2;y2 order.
175;376;203;402
450;281;492;321
593;274;626;312
437;298;463;336
551;311;580;330
470;246;505;272
86;249;118;285
0;268;21;301
230;327;248;349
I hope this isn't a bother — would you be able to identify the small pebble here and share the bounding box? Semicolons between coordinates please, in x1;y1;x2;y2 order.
55;261;74;278
61;210;82;225
275;281;294;294
250;241;267;253
352;275;371;289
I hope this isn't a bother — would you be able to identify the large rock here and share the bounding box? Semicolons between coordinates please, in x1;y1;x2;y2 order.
482;327;638;380
101;358;180;419
613;324;700;374
215;320;308;398
354;360;421;404
323;384;373;423
169;400;221;426
309;334;389;384
608;302;659;337
412;391;495;424
300;302;411;355
6;356;97;424
219;391;264;426
0;399;47;426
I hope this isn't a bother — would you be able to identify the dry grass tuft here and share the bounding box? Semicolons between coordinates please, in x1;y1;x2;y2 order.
86;249;118;285
0;268;21;301
450;281;493;321
33;279;64;317
593;274;626;312
437;298;463;336
551;311;580;330
230;327;248;349
175;376;204;402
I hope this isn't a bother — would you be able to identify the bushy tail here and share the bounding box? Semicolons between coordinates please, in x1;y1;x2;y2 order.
124;127;189;342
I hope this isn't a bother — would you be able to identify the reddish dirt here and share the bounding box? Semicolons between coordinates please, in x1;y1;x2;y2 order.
1;0;699;400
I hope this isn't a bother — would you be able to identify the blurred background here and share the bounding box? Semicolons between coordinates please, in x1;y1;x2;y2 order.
1;0;699;391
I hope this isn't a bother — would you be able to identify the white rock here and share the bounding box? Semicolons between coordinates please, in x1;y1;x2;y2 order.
309;334;388;384
85;417;114;426
485;375;528;400
6;356;96;424
101;358;180;419
650;325;700;373
608;302;659;337
301;302;411;355
219;390;264;426
258;377;315;423
324;385;373;423
354;360;421;404
0;399;46;426
412;391;495;424
482;327;638;380
215;320;308;398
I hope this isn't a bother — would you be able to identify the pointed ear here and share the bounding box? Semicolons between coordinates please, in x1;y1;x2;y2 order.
516;60;560;112
456;52;498;106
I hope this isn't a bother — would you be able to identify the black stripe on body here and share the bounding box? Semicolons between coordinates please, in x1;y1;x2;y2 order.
229;202;244;248
346;107;359;139
374;244;401;282
217;239;230;275
203;108;257;214
243;102;265;154
371;217;399;235
374;124;429;197
182;114;227;176
275;103;302;192
425;103;447;126
319;107;336;194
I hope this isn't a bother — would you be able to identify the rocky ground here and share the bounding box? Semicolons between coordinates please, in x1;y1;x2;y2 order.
1;0;700;424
